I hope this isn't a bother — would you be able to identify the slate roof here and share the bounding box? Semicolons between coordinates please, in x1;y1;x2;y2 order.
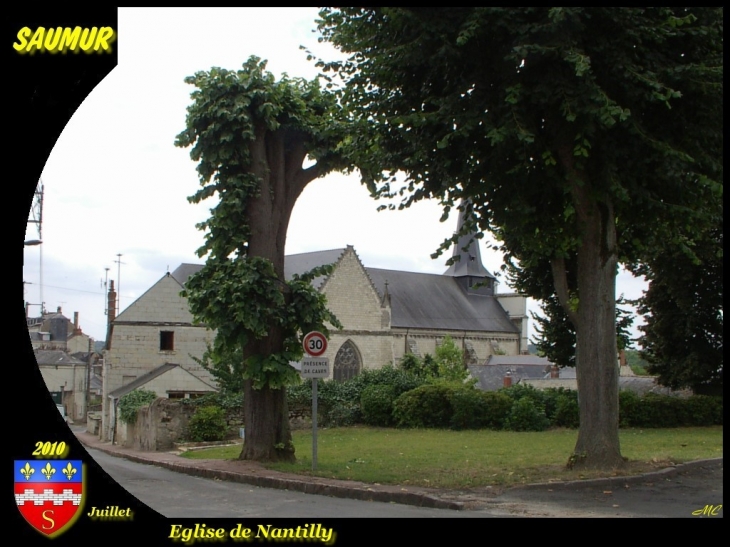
284;248;345;289
164;245;518;335
367;267;518;332
33;350;86;366
443;206;495;279
108;363;179;399
468;363;557;391
169;249;345;291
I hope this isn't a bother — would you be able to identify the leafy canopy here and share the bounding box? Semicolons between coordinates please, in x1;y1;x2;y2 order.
175;56;345;390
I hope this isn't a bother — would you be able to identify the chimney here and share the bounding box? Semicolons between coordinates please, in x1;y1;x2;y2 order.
619;349;627;368
550;365;560;379
73;312;82;335
106;280;117;351
503;373;512;388
107;281;117;324
57;306;62;314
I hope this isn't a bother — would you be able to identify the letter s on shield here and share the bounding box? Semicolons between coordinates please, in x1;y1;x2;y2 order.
15;460;85;537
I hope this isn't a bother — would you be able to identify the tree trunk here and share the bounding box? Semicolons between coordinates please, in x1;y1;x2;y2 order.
241;380;294;462
236;125;318;463
570;188;624;469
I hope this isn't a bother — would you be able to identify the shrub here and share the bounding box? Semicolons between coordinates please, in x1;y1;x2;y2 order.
187;406;227;442
683;395;723;426
118;389;157;425
505;397;550;432
392;382;458;428
361;384;397;427
449;389;512;430
325;402;361;427
619;390;641;427
553;394;580;429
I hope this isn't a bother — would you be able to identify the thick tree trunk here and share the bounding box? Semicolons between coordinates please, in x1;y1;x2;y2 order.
241;380;294;462
555;145;624;470
570;189;624;469
236;125;320;463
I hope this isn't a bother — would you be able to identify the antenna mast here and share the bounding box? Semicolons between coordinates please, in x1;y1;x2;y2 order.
27;179;44;314
114;253;125;315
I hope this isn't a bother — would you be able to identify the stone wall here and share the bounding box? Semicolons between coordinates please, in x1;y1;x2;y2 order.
131;399;245;451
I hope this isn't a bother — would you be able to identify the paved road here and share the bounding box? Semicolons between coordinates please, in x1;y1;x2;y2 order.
477;459;724;518
88;447;721;518
87;448;508;518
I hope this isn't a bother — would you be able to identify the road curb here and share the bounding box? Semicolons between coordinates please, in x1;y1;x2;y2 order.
78;437;464;511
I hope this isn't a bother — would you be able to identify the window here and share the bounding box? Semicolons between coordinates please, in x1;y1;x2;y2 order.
334;340;361;382
160;331;174;351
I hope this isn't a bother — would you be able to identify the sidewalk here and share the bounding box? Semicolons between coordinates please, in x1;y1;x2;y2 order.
74;429;722;513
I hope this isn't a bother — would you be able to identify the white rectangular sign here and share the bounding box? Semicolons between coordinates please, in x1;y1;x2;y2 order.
301;357;329;379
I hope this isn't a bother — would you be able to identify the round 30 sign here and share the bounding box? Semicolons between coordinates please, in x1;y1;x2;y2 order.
303;331;328;357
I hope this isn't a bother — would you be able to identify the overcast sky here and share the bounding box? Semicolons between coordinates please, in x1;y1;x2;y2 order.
23;7;648;344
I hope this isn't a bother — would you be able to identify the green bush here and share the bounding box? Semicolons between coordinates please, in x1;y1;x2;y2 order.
619;390;641;427
325;401;361;427
118;389;157;424
361;384;398;427
187;406;227;442
449;389;512;430
553;394;580;428
505;397;550;432
392;382;458;428
620;392;724;428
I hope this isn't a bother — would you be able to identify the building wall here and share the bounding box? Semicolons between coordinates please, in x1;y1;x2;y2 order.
101;274;216;441
392;330;521;364
39;364;87;421
315;248;393;377
496;293;529;353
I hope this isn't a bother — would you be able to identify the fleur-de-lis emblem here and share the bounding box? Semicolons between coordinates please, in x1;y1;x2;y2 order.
41;462;56;480
62;462;77;480
20;462;35;480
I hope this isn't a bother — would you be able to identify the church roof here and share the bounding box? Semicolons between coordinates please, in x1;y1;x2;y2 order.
443;204;495;279
284;248;345;289
165;245;518;334
366;267;517;332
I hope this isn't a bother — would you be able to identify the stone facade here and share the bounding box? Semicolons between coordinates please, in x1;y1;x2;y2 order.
101;274;216;441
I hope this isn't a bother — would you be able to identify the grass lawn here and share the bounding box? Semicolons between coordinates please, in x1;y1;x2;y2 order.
180;425;723;489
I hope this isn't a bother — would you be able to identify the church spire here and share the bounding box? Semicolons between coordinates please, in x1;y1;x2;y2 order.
443;200;496;294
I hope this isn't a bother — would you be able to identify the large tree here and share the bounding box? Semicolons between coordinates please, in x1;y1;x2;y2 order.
317;7;723;468
632;220;723;395
175;57;347;462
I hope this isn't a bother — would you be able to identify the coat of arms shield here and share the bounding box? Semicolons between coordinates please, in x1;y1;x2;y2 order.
15;460;84;537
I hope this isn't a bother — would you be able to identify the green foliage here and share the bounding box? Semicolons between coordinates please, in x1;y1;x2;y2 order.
288;365;425;427
175;56;348;392
187;406;228;442
618;393;724;428
449;389;513;430
360;384;397;427
434;335;471;383
623;349;650;376
317;7;723;466
553;393;580;429
118;389;157;425
505;397;551;432
392;382;459;428
181;391;244;412
191;344;245;394
632;223;723;395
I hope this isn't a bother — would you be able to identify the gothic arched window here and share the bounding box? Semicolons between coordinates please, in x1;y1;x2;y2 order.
334;340;361;382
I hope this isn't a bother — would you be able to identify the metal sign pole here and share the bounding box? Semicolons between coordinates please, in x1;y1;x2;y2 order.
312;378;318;470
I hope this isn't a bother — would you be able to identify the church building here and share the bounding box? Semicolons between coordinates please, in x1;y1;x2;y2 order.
99;209;527;440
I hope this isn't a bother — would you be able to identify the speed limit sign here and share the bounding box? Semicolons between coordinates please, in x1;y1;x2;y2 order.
303;331;328;357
